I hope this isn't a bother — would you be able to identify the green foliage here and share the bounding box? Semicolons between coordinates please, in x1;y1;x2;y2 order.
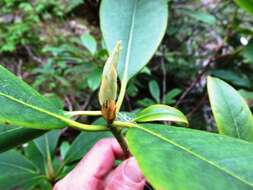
0;65;66;129
1;0;253;189
100;0;168;80
127;124;253;190
149;80;160;103
234;0;253;16
132;104;188;126
0;125;46;153
207;77;253;141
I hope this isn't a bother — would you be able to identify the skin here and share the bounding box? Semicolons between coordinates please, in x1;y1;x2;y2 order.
53;138;145;190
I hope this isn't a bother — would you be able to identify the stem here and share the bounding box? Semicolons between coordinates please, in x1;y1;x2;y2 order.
65;110;102;117
107;122;130;158
68;121;107;132
112;120;136;128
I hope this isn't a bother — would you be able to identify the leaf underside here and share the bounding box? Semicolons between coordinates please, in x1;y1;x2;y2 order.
100;0;168;80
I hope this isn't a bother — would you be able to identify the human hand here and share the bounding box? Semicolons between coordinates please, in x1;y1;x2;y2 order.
53;138;145;190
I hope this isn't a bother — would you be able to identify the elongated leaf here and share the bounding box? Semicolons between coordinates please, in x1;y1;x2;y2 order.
234;0;253;16
34;130;61;159
0;65;67;129
0;150;46;190
127;124;253;190
207;77;253;141
183;9;216;25
100;0;168;80
0;125;46;153
149;80;160;103
132;104;188;126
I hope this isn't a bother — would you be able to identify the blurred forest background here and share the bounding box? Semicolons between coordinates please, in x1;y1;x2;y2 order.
1;0;253;131
1;0;253;188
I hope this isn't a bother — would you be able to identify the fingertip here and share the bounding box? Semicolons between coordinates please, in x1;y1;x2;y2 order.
123;157;144;183
105;157;145;190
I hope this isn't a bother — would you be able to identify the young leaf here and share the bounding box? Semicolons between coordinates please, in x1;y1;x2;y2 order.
234;0;253;16
0;125;46;153
127;124;253;190
100;0;168;80
98;41;121;106
148;80;160;103
132;104;188;127
207;76;253;141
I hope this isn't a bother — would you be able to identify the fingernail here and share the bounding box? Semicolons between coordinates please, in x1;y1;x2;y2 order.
123;157;144;183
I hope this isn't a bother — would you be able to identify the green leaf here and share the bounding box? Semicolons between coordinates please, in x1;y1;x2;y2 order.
207;77;253;141
165;88;182;104
0;65;66;129
234;0;253;16
132;104;188;126
148;80;160;103
210;69;251;88
239;89;253;105
183;9;216;25
25;130;61;174
0;125;46;153
34;130;61;159
87;68;102;91
67;0;84;12
127;124;253;190
0;150;45;190
60;142;71;159
0;66;105;131
64;131;112;164
100;0;168;80
80;33;97;55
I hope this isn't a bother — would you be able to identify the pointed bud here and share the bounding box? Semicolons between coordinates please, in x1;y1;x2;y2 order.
99;41;121;122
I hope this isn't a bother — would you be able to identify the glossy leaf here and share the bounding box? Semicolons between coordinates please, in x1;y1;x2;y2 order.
127;124;253;190
100;0;168;80
234;0;253;16
0;150;46;190
132;104;188;126
0;125;46;153
149;80;160;103
207;76;253;141
0;65;66;129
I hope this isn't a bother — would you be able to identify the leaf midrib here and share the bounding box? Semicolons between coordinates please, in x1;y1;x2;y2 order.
122;0;137;80
0;92;65;123
135;125;253;187
0;162;36;174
